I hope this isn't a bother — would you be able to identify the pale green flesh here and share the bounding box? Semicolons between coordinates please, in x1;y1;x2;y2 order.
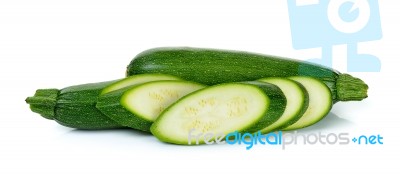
258;78;307;133
101;74;181;94
283;77;332;130
151;84;269;144
121;81;205;121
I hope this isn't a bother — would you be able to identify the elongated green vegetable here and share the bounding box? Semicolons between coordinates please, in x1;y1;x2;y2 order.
127;47;368;102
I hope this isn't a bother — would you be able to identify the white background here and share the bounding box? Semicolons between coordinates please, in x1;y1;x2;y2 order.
1;0;399;174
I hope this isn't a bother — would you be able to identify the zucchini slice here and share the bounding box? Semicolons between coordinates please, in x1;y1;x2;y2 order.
150;82;286;145
101;73;181;94
258;78;309;133
96;80;205;131
283;76;333;130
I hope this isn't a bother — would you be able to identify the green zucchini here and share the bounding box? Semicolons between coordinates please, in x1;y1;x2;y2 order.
258;77;309;133
26;74;182;129
96;80;206;131
283;76;333;130
150;82;286;145
127;47;368;102
26;81;123;129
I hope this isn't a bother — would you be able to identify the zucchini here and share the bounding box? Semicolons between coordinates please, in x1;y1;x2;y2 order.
127;47;368;102
101;73;181;94
26;74;181;129
96;80;206;131
26;81;123;129
258;78;309;133
283;76;333;130
150;82;286;145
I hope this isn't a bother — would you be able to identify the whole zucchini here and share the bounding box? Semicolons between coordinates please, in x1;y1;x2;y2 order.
126;47;368;102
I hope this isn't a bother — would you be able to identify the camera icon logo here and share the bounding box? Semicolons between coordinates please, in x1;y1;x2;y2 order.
287;0;382;72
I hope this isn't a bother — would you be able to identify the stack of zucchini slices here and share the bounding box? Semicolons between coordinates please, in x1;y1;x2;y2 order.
99;74;332;144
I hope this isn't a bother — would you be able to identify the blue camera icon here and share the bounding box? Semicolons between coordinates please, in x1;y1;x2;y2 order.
287;0;382;72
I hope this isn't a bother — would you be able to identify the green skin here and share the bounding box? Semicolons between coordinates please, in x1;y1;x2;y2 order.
151;82;286;145
26;81;124;130
127;47;368;102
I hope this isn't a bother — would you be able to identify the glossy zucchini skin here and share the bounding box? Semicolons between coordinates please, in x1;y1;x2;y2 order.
127;47;368;102
26;81;123;129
